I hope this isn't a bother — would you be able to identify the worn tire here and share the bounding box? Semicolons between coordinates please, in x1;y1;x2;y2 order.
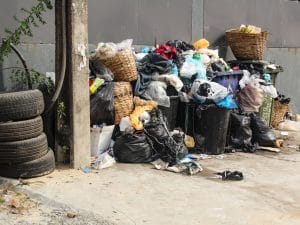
0;90;45;122
0;149;55;179
0;116;43;142
0;133;48;164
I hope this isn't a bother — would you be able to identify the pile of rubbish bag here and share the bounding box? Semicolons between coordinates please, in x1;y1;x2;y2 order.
88;28;288;175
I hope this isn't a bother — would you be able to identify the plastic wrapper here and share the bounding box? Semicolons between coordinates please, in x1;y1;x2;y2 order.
237;85;265;112
250;114;276;147
191;79;229;104
142;81;170;107
144;110;188;165
113;132;155;163
260;84;278;98
90;82;114;125
94;39;133;60
180;57;207;80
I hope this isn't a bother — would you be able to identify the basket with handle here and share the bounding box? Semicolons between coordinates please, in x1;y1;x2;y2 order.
113;82;134;124
98;48;138;82
226;29;268;60
271;100;289;128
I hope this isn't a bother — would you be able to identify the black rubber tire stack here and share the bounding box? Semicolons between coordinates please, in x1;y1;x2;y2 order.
0;90;55;178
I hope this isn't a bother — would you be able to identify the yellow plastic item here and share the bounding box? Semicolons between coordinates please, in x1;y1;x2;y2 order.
193;39;210;50
184;135;195;148
130;100;157;131
90;78;105;94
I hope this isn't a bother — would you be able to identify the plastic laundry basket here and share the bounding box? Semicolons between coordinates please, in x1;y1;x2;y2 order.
212;70;244;93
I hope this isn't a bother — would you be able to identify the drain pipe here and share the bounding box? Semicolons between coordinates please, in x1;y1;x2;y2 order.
44;0;67;114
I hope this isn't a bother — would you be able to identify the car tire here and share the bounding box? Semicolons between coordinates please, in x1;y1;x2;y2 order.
0;133;48;164
0;116;43;142
0;89;45;122
0;149;55;179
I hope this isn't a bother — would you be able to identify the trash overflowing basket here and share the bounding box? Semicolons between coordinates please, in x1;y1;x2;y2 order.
228;60;283;126
194;105;231;155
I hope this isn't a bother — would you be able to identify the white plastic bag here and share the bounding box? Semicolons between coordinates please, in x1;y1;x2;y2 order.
180;57;207;80
90;125;115;157
191;79;229;103
92;152;116;170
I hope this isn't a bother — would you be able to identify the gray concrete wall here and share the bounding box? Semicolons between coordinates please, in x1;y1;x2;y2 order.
0;0;299;112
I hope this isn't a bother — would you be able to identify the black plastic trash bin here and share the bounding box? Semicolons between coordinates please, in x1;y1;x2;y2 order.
194;104;231;155
158;96;179;131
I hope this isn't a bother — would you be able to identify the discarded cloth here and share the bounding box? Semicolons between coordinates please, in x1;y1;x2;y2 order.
153;74;183;92
142;81;170;107
166;40;195;53
135;53;173;96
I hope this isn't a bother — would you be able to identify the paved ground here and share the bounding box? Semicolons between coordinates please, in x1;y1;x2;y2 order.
1;132;300;225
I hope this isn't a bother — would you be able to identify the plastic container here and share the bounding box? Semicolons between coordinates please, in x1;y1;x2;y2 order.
158;96;179;131
212;70;244;93
194;105;231;155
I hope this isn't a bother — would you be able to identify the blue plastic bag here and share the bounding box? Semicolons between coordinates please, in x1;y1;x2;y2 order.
216;95;238;109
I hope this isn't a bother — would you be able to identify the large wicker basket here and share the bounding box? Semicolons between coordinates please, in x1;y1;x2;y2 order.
271;101;289;128
99;48;138;82
226;29;268;60
114;82;134;124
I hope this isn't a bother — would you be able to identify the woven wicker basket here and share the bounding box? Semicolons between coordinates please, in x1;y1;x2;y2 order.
226;29;268;60
114;82;134;124
99;48;138;82
271;101;289;128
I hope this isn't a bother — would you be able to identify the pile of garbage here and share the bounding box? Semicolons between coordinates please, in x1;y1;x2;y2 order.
87;27;291;175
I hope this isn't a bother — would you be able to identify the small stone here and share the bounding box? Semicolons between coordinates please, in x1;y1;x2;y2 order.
67;212;77;218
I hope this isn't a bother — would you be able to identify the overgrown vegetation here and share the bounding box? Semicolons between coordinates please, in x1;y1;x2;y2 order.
0;0;53;62
0;0;53;92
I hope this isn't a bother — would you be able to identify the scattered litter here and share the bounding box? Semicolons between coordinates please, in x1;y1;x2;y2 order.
81;166;92;174
216;170;244;181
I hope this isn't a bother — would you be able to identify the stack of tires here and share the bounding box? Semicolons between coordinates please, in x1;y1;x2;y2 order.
0;90;55;178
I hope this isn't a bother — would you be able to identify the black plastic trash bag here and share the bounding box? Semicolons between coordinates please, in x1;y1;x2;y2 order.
113;132;155;163
90;82;114;125
229;113;256;153
250;114;276;147
144;110;187;165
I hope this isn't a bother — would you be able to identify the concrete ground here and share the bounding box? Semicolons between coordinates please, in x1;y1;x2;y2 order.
1;132;300;225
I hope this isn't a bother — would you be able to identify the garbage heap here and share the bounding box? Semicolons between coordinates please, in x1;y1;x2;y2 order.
88;25;291;175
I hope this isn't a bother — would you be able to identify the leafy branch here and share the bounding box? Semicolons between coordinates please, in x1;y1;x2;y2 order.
0;0;53;62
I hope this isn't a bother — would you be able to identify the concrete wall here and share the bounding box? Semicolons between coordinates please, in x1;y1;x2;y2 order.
0;0;299;112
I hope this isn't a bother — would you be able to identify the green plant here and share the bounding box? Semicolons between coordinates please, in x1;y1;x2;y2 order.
57;100;66;122
0;0;53;62
10;68;54;94
62;145;70;155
